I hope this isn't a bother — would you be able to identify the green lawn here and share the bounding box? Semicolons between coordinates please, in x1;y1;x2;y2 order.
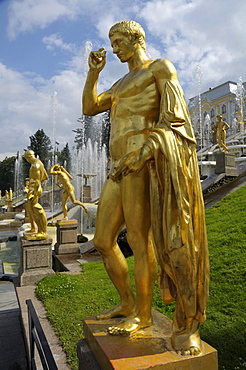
36;185;246;370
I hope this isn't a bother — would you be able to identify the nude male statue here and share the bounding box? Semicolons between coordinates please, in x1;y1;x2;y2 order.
24;150;49;239
83;20;209;356
213;114;230;152
49;164;88;220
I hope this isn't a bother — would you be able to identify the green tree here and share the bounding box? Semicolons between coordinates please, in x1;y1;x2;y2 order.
73;115;93;150
27;129;52;168
0;156;16;195
74;111;110;156
54;143;72;172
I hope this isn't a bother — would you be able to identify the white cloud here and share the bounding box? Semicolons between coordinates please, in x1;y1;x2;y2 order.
42;33;76;53
7;0;80;39
139;0;246;96
6;0;136;40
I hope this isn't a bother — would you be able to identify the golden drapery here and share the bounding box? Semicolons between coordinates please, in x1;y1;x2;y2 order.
146;80;209;327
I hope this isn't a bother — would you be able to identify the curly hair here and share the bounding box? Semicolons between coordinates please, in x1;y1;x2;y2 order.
109;20;146;51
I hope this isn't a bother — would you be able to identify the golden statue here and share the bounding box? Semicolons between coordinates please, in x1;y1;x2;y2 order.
212;114;230;152
49;164;88;220
23;150;49;239
5;190;9;202
83;20;209;356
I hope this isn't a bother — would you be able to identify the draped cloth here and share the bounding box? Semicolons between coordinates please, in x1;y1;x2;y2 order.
145;80;209;330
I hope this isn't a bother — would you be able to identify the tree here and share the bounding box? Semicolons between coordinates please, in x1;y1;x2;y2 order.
0;156;16;195
73;115;93;150
74;111;110;156
27;129;52;168
101;110;110;157
54;143;72;172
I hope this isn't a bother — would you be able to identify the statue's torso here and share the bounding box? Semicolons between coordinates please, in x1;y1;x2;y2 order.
110;62;160;160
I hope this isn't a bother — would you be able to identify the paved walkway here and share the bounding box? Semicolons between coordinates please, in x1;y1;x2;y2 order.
0;279;28;370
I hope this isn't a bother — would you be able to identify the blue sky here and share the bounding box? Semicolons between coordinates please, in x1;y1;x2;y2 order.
0;0;245;160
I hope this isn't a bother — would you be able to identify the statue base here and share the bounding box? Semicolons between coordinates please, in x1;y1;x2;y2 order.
78;309;218;370
54;219;80;254
19;237;54;286
23;231;50;240
215;152;237;176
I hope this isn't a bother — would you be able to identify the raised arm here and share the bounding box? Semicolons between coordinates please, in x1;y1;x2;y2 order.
49;164;59;175
82;48;112;116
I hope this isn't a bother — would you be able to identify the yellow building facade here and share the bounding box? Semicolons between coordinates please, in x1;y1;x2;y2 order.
188;80;246;150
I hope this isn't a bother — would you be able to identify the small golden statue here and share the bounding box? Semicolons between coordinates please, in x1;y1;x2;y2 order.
83;20;209;356
212;114;230;152
23;150;49;240
49;164;88;220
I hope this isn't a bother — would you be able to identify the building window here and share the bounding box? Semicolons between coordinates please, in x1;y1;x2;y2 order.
211;108;215;118
203;111;208;119
222;104;226;114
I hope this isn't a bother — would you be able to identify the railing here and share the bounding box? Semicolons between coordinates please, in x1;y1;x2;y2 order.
26;299;58;370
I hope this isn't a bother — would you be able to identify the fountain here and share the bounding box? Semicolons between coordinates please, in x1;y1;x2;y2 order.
14;152;24;206
72;128;108;234
235;76;245;133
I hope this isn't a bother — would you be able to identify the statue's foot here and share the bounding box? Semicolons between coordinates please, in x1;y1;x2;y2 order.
171;328;202;356
61;217;68;221
108;316;152;336
25;229;36;234
177;346;201;356
96;303;134;320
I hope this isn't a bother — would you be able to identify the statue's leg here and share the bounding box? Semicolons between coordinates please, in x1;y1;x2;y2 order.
168;247;202;355
62;192;69;219
108;167;158;335
25;201;36;233
93;178;135;320
171;299;201;355
32;201;47;235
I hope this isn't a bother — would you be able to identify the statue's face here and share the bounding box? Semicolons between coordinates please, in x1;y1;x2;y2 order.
24;151;35;163
110;32;136;63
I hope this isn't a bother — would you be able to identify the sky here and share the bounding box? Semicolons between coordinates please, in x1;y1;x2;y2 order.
0;0;245;161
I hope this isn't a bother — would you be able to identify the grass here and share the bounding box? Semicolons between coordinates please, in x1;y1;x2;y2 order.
36;185;246;370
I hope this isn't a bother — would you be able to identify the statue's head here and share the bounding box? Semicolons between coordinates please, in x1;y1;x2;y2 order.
217;114;222;119
24;150;35;163
109;20;146;51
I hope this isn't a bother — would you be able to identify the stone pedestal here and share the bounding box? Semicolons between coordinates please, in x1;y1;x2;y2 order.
78;309;218;370
83;185;92;202
7;201;14;212
55;219;80;254
215;152;237;176
19;237;54;286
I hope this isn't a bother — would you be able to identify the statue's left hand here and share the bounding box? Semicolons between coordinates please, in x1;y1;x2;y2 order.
110;147;151;180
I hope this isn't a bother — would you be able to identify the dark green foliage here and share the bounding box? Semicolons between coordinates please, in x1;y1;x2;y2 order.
54;143;72;172
60;143;72;172
27;128;52;168
74;111;110;156
73;115;93;149
0;156;16;194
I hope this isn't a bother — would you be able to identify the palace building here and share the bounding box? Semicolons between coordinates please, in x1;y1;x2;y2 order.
188;79;246;150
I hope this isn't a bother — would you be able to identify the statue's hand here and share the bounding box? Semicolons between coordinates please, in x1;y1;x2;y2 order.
27;192;34;200
89;48;106;72
110;146;152;181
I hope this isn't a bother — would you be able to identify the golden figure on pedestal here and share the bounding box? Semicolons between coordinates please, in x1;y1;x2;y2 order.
49;164;88;220
213;114;230;152
23;150;49;240
83;20;209;356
